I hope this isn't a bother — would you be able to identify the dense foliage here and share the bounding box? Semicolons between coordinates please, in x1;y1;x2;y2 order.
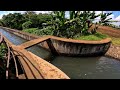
0;43;7;79
2;13;26;30
0;11;114;39
22;21;32;29
39;11;112;38
0;43;7;59
0;11;52;30
23;26;54;36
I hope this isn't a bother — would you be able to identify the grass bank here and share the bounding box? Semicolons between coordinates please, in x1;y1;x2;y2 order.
109;37;120;46
74;32;108;41
23;28;108;41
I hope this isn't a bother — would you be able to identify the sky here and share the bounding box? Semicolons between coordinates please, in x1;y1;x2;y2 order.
0;11;120;26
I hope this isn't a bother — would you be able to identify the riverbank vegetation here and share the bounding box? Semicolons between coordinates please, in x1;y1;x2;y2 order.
0;42;19;79
0;43;7;59
0;11;117;41
0;43;7;79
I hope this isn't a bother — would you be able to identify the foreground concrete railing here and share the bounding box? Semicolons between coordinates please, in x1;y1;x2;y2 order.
0;26;111;57
0;32;70;79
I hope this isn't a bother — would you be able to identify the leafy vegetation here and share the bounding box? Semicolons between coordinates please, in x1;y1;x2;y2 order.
23;27;55;36
23;28;39;34
2;13;26;30
0;11;114;40
0;11;52;30
22;21;32;29
0;43;7;59
21;11;112;40
0;43;7;79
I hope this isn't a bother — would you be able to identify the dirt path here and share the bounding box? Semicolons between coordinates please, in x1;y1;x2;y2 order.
98;26;120;38
97;26;120;60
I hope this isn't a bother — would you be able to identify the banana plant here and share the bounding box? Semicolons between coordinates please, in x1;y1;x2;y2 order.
50;11;103;38
50;11;67;37
99;11;112;25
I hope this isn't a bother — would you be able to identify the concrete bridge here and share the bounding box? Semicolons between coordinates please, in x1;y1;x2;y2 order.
0;32;70;79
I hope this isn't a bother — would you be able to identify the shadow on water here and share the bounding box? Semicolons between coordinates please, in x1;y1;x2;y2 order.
1;28;120;79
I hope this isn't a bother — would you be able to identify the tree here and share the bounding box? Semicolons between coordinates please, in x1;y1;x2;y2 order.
2;13;26;30
0;19;4;26
37;13;52;28
23;11;52;29
22;21;32;29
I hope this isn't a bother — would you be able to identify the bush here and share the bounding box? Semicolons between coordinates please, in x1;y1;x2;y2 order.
23;26;54;36
22;28;39;34
22;21;32;29
34;26;54;36
0;43;7;59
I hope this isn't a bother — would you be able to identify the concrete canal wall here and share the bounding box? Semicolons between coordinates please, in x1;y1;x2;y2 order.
0;26;112;57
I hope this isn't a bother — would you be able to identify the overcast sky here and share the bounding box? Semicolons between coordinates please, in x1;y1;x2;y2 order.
0;11;120;26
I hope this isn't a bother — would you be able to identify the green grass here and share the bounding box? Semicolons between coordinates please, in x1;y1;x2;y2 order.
22;27;54;36
109;37;120;46
22;28;39;34
74;32;108;41
23;28;108;41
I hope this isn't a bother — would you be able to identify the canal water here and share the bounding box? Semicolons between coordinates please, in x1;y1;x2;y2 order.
1;28;120;79
0;28;52;60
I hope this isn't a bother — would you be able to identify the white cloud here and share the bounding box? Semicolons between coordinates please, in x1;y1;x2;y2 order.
109;15;120;26
0;15;3;19
114;15;120;20
0;11;15;19
106;14;114;20
93;11;120;26
35;11;52;14
0;11;23;19
95;11;102;15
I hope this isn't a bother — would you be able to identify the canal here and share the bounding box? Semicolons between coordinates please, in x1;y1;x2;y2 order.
1;28;120;79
